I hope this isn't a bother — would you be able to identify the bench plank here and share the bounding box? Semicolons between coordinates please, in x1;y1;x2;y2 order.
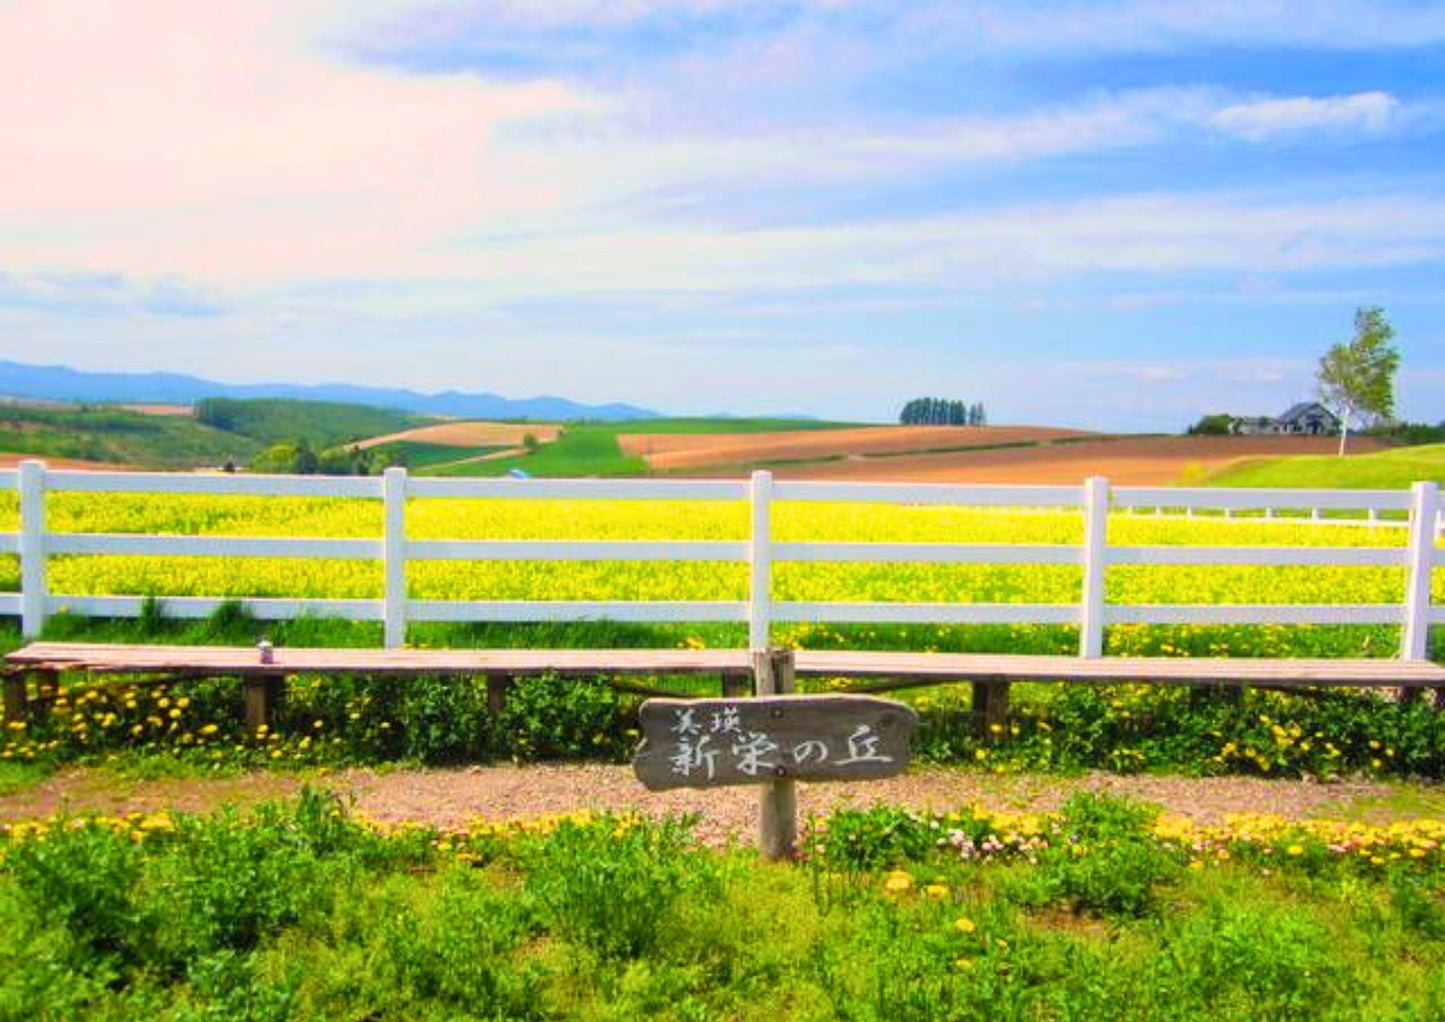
794;651;1445;688
8;644;1443;688
6;643;751;677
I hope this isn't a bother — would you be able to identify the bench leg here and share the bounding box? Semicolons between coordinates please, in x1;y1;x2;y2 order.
973;681;1010;743
486;673;512;718
721;669;750;699
3;674;26;724
244;676;284;731
31;670;59;724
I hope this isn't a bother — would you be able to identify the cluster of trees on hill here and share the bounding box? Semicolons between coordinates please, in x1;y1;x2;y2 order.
898;398;986;426
250;440;387;475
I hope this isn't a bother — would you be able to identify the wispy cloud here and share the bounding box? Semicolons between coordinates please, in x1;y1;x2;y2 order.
1211;91;1403;141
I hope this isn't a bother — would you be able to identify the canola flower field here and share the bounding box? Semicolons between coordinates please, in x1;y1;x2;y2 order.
2;491;1440;625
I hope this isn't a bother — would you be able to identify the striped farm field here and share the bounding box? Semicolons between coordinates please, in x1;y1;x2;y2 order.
767;434;1387;485
619;424;1093;471
355;421;563;450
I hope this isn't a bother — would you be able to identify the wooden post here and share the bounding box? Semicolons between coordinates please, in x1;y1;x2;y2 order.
244;676;283;731
383;467;408;650
19;460;47;638
1402;481;1438;661
973;681;1010;742
30;670;58;723
3;673;27;723
749;471;773;652
1400;482;1439;709
753;647;796;860
721;669;750;698
486;672;512;717
1079;476;1109;658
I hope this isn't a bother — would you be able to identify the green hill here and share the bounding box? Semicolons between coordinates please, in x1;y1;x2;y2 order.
0;404;261;468
1203;443;1445;489
194;398;429;449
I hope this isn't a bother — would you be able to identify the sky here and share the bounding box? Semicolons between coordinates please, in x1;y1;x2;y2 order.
2;0;1444;431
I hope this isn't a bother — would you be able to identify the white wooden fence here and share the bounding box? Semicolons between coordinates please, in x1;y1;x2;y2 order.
3;460;1441;658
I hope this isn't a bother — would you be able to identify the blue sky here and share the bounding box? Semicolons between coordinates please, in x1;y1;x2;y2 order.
2;0;1444;430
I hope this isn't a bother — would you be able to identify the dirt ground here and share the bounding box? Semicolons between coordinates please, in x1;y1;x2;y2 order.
0;765;1426;846
356;421;563;450
765;434;1384;486
619;425;1093;471
0;453;133;470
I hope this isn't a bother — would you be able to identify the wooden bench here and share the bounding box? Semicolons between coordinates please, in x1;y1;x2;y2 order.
3;643;757;729
7;642;1444;735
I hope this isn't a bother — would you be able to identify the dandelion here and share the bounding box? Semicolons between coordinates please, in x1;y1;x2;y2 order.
954;917;976;935
882;870;914;894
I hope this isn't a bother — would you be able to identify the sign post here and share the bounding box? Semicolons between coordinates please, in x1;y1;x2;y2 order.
632;663;918;860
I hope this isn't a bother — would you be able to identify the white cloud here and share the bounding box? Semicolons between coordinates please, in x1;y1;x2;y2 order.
0;0;590;280
1124;366;1188;384
1211;91;1402;141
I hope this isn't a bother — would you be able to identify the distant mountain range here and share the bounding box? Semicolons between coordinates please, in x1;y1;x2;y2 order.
0;359;660;422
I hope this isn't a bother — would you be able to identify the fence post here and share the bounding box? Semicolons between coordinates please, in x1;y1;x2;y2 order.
1402;480;1439;661
753;647;796;860
1079;476;1109;658
383;467;407;649
749;471;773;651
19;460;47;638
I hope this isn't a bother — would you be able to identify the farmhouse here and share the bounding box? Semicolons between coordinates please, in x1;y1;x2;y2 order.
1232;401;1339;436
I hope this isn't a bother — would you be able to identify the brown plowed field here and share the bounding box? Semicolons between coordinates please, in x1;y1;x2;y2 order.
0;453;132;470
769;434;1383;486
356;421;562;450
620;425;1094;470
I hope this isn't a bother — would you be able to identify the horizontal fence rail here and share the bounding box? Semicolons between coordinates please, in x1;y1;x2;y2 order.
3;460;1441;657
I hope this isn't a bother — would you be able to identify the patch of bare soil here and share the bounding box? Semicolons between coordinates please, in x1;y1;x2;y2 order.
0;765;1409;846
767;435;1385;486
0;453;134;470
619;425;1094;471
355;422;562;450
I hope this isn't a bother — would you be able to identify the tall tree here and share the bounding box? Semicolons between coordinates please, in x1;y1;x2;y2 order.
1316;306;1401;455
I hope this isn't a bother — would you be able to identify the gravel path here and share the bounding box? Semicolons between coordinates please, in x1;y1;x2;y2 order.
1;765;1421;845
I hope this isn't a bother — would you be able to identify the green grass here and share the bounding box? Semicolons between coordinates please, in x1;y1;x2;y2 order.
2;792;1442;1020
0;404;262;468
1205;442;1445;489
437;417;863;477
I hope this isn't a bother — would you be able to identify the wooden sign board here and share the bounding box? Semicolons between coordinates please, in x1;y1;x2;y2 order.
632;695;918;791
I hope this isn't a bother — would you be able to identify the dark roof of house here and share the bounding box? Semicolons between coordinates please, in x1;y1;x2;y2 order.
1279;401;1338;424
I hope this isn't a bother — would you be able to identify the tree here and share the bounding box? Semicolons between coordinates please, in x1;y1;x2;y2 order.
1316;306;1401;455
1188;413;1234;436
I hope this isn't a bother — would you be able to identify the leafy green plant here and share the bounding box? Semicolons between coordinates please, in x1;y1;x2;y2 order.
520;815;717;959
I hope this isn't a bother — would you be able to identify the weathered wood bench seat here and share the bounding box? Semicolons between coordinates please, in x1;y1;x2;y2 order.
8;642;1444;734
2;642;759;728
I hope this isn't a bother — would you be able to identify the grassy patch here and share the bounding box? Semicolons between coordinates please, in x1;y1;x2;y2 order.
0;760;52;795
0;403;262;468
1;792;1442;1019
1204;442;1445;488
